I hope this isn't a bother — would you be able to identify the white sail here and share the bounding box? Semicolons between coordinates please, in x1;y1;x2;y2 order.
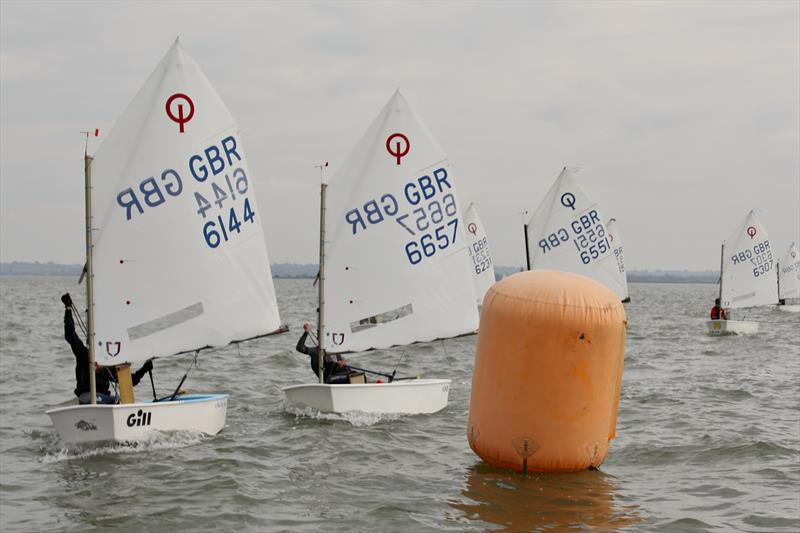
463;203;496;306
525;168;626;300
605;218;629;301
778;242;800;300
720;210;778;309
91;40;281;366
323;90;478;353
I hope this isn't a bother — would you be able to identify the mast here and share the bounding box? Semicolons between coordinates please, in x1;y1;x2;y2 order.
523;207;532;272
523;224;531;271
317;179;328;385
83;139;97;404
718;242;725;317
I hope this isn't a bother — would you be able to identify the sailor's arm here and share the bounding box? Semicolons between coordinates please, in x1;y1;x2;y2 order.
63;307;85;356
296;331;311;355
131;359;154;386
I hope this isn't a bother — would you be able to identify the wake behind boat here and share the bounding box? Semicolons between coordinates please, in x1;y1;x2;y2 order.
282;90;479;415
47;39;285;443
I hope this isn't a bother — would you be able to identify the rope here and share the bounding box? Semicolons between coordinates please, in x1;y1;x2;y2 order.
160;351;198;402
72;306;88;339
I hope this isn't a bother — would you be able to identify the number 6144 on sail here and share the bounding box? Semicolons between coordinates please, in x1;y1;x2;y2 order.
202;198;256;249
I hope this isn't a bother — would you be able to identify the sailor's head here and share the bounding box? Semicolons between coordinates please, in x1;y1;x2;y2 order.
714;298;720;305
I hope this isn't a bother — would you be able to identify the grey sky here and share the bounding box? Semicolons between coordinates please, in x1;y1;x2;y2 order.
1;1;798;270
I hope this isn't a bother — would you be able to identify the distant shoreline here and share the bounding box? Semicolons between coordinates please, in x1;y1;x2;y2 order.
0;261;718;284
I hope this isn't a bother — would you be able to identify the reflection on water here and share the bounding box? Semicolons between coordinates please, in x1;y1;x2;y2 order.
450;462;642;531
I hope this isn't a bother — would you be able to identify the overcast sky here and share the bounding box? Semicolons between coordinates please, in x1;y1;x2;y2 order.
1;1;798;270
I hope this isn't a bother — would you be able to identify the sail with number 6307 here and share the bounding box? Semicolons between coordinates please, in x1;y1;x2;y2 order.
719;210;778;310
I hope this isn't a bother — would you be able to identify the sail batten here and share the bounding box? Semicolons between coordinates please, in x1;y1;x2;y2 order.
720;210;778;309
524;168;627;300
91;41;281;365
323;91;478;354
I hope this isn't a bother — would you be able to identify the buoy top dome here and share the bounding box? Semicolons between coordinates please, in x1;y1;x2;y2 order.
489;270;624;313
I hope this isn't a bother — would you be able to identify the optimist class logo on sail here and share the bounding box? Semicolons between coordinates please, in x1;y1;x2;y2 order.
114;132;258;250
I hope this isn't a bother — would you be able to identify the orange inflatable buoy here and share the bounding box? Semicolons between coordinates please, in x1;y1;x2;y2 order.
467;270;627;473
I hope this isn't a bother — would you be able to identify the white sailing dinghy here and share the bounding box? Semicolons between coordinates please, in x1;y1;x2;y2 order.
777;242;800;312
523;167;628;302
606;218;630;303
707;210;778;335
282;90;479;414
463;203;497;308
47;40;284;444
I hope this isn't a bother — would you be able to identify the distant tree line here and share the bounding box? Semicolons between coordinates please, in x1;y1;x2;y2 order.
1;261;718;283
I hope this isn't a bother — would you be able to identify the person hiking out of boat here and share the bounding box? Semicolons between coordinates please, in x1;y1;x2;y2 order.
61;293;153;404
296;322;350;384
710;298;727;320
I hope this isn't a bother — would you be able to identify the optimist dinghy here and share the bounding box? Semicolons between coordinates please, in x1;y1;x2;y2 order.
282;91;479;415
706;211;778;335
47;39;285;443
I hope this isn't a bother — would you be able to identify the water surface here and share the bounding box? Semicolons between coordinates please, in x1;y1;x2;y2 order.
1;278;798;531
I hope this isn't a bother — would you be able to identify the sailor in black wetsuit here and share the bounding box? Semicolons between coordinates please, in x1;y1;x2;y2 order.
61;293;153;404
295;322;350;384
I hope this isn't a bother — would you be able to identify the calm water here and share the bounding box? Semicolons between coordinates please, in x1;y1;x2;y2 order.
1;277;798;532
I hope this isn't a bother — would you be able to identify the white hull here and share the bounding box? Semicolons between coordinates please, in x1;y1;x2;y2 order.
46;394;228;444
282;379;450;414
706;320;759;336
776;305;800;313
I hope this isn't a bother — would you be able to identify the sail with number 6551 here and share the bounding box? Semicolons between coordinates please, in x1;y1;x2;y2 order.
524;167;627;301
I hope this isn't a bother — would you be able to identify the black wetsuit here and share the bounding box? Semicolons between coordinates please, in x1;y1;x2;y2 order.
64;308;149;398
295;331;349;384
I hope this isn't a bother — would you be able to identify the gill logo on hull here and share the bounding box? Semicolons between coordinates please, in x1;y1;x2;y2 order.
126;409;152;428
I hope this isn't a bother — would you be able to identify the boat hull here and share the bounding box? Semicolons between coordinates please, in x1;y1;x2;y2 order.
45;394;228;444
282;379;451;414
776;305;800;313
706;320;759;336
